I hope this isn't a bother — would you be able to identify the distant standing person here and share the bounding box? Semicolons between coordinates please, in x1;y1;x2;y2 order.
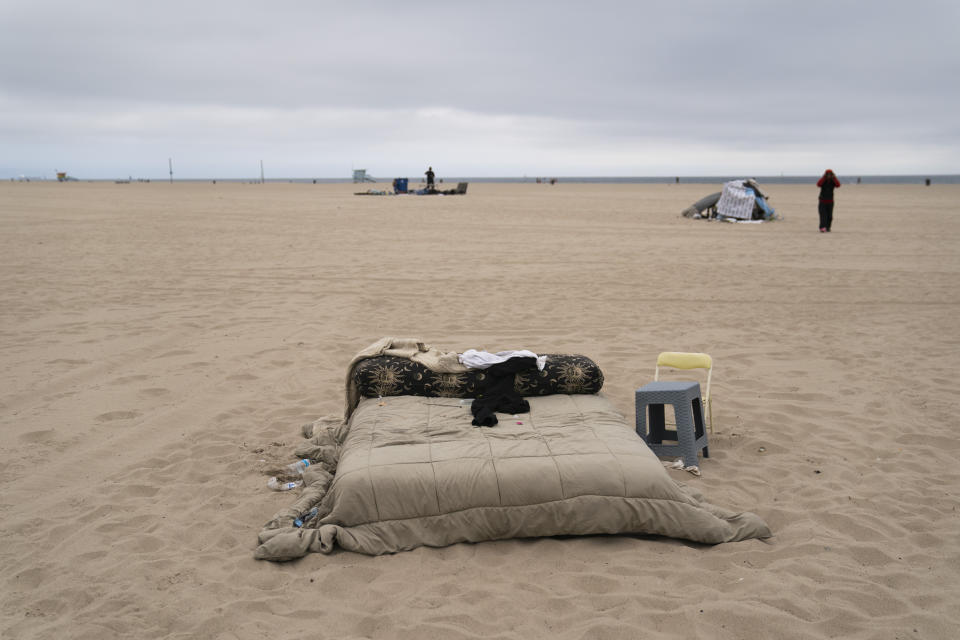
817;169;841;232
425;166;435;189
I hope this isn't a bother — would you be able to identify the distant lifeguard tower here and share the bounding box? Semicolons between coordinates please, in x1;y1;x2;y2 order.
353;169;376;183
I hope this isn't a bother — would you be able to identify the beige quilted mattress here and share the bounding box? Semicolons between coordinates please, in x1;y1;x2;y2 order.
314;394;769;555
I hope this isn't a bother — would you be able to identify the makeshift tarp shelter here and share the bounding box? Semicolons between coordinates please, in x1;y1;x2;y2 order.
682;179;778;221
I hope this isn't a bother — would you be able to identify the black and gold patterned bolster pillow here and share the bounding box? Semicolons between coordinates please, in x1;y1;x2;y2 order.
353;354;604;399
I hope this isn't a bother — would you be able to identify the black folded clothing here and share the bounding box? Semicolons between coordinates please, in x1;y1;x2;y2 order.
471;357;538;427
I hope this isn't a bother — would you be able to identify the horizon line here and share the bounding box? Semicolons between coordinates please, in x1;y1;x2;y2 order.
8;172;959;182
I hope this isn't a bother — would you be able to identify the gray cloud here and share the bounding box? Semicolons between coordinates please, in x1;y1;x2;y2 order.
2;0;957;178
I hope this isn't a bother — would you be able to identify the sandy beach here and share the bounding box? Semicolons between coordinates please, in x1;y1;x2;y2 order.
1;180;958;639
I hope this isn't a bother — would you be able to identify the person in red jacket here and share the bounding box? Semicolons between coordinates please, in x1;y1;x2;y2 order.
817;169;841;232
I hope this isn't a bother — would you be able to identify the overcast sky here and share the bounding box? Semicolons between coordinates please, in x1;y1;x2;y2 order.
1;0;957;179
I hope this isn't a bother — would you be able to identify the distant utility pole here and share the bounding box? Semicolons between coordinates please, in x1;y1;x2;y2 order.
168;158;173;184
260;160;265;184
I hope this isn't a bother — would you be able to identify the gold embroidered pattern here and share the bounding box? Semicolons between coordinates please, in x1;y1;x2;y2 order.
370;362;404;397
557;361;591;393
433;373;466;397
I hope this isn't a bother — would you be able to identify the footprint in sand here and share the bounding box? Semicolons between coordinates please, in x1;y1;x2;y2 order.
121;484;160;498
18;429;58;444
120;534;165;554
155;349;194;359
140;387;170;397
95;411;139;422
10;566;50;590
110;374;150;385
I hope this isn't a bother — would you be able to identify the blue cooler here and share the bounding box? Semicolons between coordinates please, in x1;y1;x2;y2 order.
393;178;408;193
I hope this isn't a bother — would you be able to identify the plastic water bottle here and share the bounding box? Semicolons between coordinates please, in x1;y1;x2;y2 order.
266;459;310;491
266;477;303;491
285;459;310;474
294;506;319;527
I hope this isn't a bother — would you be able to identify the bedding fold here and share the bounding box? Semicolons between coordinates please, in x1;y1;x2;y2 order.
260;394;770;558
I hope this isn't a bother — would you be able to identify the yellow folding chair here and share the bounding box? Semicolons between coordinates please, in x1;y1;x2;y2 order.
654;352;714;433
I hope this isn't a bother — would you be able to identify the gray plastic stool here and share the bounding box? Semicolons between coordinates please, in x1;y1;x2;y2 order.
635;381;709;468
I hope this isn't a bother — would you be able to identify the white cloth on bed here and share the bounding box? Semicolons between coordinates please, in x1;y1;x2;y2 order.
458;349;547;371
